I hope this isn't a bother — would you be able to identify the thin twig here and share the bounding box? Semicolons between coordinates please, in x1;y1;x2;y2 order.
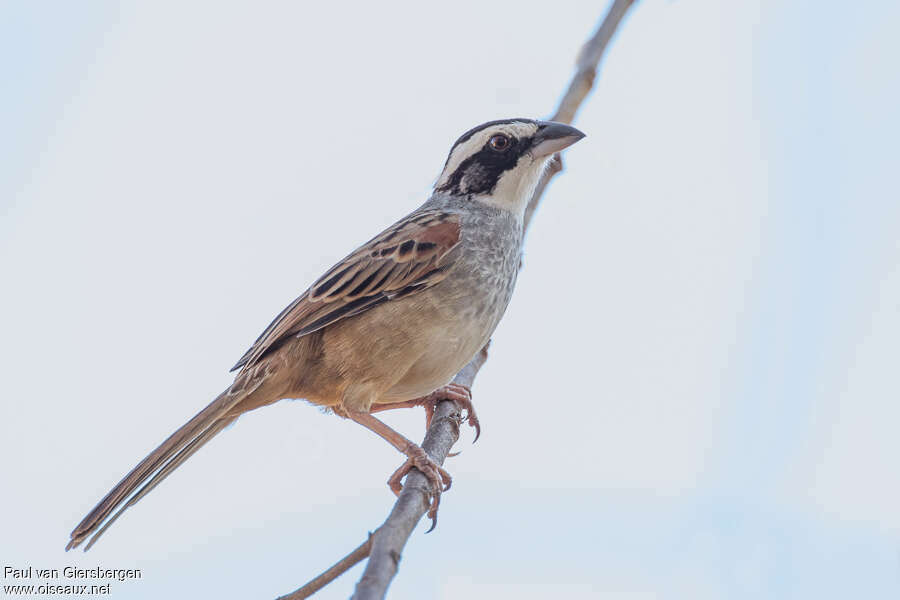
525;0;636;226
278;536;373;600
554;0;636;125
283;1;639;597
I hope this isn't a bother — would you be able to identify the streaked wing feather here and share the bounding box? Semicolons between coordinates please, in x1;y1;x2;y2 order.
230;210;461;372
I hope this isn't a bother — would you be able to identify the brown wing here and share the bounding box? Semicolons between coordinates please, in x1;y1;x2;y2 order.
230;210;461;372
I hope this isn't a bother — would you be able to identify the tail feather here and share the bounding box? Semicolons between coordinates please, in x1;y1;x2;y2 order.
67;385;256;551
77;417;236;550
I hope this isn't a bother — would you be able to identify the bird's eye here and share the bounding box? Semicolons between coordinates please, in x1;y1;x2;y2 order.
488;134;511;152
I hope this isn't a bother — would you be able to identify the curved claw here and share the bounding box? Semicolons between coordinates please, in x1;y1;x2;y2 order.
423;383;481;443
469;412;482;443
425;513;438;533
377;383;481;530
386;444;452;528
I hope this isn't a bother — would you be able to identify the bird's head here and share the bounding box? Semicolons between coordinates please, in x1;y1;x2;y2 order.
434;118;585;215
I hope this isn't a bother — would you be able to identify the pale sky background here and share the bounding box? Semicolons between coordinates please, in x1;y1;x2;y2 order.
3;1;899;598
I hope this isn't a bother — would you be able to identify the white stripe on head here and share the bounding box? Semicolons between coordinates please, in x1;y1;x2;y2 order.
435;121;540;190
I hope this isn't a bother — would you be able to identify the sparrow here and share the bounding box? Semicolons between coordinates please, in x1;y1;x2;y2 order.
67;118;585;550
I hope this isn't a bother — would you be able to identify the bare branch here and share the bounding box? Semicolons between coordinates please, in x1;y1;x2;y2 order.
278;537;372;600
351;347;489;600
285;1;639;597
525;0;636;228
351;400;460;599
554;0;636;126
279;346;490;600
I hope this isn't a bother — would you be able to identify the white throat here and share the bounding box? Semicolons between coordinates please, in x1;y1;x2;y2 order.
470;155;552;219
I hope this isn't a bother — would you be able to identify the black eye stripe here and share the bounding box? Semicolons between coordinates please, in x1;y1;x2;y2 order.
440;119;535;170
436;135;534;196
436;119;542;196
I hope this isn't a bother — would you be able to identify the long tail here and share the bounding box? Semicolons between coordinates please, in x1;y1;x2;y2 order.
67;383;259;551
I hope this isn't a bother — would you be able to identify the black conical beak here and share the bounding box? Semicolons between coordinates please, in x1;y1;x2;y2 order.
531;121;586;157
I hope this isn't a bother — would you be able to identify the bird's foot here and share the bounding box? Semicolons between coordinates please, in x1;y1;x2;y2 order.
420;383;481;443
387;443;452;531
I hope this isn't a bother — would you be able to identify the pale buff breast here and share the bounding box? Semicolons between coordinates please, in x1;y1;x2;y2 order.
379;295;495;402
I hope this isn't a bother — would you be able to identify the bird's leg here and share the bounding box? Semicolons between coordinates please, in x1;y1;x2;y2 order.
368;398;425;414
344;411;451;525
369;383;481;442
